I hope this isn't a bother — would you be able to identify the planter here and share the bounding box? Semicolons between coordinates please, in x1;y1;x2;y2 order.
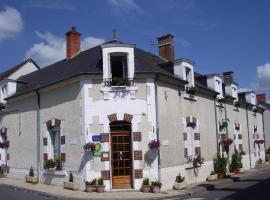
174;181;187;190
25;176;38;184
217;173;225;179
141;185;151;193
207;174;217;181
96;185;105;193
151;186;161;193
233;168;240;174
64;182;80;191
85;185;95;193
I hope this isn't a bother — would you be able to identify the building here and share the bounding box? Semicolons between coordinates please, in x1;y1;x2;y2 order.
0;27;265;191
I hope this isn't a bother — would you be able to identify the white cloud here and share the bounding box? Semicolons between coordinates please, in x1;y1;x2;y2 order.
255;63;270;89
107;0;145;15
26;31;105;67
0;6;23;41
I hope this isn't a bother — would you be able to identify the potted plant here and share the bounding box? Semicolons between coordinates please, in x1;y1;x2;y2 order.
25;166;38;184
141;177;151;193
96;177;105;193
234;101;240;108
207;171;217;181
230;149;242;174
186;86;197;95
0;166;5;178
193;155;204;168
44;159;56;170
64;172;80;191
148;140;160;150
85;178;96;193
220;138;233;153
83;142;96;152
0;141;9;149
151;180;162;193
174;173;187;190
214;153;227;179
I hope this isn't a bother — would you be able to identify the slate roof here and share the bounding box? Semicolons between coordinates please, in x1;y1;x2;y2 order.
0;58;39;82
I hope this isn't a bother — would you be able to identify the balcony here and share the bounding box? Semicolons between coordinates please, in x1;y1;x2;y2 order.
103;78;136;87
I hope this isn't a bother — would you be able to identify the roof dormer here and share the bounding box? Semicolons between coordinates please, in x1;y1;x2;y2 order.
174;59;195;87
207;74;223;99
223;71;238;100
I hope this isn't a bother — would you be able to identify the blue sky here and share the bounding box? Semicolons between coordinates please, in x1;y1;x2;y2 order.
0;0;270;96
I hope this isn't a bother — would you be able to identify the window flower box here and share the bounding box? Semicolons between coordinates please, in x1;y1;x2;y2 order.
234;101;240;108
83;142;96;152
0;141;9;149
255;140;264;144
186;86;197;95
148;140;160;150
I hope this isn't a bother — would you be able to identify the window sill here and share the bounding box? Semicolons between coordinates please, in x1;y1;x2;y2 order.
44;169;67;176
184;93;197;101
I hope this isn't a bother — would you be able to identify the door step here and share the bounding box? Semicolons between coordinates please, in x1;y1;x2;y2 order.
110;189;138;192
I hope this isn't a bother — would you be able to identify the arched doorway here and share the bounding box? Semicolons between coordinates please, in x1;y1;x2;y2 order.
110;121;133;189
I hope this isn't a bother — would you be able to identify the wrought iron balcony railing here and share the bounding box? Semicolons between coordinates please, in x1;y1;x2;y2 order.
103;78;136;87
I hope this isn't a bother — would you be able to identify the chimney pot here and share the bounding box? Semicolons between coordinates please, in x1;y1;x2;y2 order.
66;26;81;59
256;94;267;103
223;71;234;85
157;33;175;62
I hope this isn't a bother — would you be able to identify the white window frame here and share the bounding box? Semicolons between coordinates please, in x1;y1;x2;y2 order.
48;126;61;160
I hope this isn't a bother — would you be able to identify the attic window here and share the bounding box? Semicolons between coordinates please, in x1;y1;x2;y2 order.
216;79;220;85
110;53;128;86
185;67;192;85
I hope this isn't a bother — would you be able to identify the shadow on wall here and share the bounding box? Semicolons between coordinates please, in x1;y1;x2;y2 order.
78;151;93;175
144;149;158;167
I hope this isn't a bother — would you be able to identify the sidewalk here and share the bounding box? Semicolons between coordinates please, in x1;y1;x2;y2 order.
0;164;269;200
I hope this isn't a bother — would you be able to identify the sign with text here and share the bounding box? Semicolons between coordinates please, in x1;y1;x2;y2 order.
92;134;101;142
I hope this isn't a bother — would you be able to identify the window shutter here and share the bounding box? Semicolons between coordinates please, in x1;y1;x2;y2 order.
43;153;48;162
61;136;65;145
43;137;47;146
61;153;66;162
183;132;187;141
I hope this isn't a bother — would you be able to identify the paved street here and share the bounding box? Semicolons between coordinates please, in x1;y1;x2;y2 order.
181;166;270;200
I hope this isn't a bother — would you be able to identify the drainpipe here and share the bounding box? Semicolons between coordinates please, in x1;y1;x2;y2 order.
35;90;41;182
154;76;161;182
223;100;230;171
245;105;252;168
213;96;219;153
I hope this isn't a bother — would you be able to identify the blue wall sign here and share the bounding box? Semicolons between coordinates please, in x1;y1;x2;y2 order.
92;135;101;142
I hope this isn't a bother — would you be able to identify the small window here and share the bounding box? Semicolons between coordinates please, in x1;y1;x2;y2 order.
216;79;220;85
185;67;191;84
1;85;7;98
49;127;60;158
110;53;128;85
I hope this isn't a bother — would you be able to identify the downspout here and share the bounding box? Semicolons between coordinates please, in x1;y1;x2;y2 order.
35;90;41;182
213;96;219;152
245;105;252;168
154;76;161;181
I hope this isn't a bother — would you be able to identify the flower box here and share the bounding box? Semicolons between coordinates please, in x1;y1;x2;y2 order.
25;175;38;184
96;185;105;193
207;174;217;181
64;181;80;191
85;185;95;193
174;181;187;190
148;140;160;150
151;185;161;193
141;185;151;193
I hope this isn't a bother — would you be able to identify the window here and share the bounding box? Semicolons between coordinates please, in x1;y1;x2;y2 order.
234;123;242;151
1;85;7;99
110;53;128;85
186;125;195;158
185;67;192;86
49;127;60;158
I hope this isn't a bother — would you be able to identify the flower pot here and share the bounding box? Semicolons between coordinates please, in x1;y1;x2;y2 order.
25;175;38;184
151;186;161;193
64;182;80;191
174;181;187;190
233;168;240;174
96;185;105;193
207;174;217;181
85;185;95;193
217;173;225;179
141;185;151;193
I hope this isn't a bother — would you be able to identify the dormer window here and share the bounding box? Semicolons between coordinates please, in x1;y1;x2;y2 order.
110;53;128;86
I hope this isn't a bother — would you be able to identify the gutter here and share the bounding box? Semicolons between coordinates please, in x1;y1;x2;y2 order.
154;75;161;181
35;90;41;183
245;105;252;168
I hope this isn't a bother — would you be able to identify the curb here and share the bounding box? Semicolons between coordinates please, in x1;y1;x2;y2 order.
0;183;190;200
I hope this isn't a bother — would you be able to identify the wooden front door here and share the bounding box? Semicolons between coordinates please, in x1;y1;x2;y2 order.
111;131;132;189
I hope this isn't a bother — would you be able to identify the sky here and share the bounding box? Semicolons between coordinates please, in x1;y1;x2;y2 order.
0;0;270;97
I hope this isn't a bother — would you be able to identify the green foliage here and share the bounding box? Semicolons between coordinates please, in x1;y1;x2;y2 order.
142;177;150;186
85;178;97;186
151;180;162;188
214;153;227;174
230;149;242;171
175;173;185;183
97;177;104;186
186;86;197;95
69;172;74;182
29;166;34;177
0;166;3;176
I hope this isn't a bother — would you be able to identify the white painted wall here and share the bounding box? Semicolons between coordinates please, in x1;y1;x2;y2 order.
207;75;223;98
173;60;194;87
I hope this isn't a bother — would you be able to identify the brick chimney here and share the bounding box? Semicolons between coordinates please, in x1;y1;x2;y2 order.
157;33;175;62
256;93;267;103
223;71;234;85
66;26;81;59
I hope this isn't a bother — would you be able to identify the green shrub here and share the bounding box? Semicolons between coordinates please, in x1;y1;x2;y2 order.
214;153;227;174
175;173;185;183
97;177;104;186
29;166;34;177
230;149;242;171
142;177;150;186
69;172;74;182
